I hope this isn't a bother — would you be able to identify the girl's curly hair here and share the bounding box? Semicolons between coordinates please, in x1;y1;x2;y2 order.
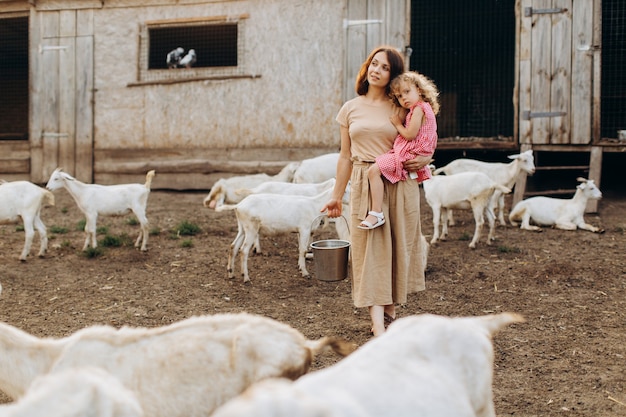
390;71;440;115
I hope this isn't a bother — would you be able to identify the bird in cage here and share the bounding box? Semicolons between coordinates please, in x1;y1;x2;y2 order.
166;47;185;69
179;49;197;68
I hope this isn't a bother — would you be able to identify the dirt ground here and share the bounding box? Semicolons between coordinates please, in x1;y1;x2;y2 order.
0;185;624;416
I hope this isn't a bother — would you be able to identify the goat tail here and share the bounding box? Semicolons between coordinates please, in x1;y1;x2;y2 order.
306;336;357;359
432;166;446;175
43;189;56;207
144;170;156;189
478;312;525;336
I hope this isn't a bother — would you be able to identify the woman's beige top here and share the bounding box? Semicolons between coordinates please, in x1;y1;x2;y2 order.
337;96;426;308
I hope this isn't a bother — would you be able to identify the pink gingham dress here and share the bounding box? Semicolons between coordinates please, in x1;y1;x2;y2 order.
375;101;438;183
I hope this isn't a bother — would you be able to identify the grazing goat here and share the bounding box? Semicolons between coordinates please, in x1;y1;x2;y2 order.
0;313;354;417
509;177;603;232
203;162;300;210
212;312;525;417
434;150;535;226
217;187;349;283
0;180;55;261
0;367;143;417
292;153;339;184
423;172;511;248
45;169;155;251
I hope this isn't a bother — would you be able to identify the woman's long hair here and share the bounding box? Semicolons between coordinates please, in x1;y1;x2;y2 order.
355;46;405;97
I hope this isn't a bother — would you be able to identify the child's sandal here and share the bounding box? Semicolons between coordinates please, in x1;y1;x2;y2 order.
358;211;385;230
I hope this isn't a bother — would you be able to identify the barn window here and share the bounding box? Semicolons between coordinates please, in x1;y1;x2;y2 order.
136;14;249;85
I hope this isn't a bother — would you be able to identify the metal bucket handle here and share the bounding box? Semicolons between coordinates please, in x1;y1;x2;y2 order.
310;214;350;234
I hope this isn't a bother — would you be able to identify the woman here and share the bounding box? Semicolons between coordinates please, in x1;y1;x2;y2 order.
321;46;432;337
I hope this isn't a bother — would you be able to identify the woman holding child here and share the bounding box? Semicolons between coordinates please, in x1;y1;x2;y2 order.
322;46;437;337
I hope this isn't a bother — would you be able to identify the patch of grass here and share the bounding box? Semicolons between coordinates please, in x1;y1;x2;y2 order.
82;247;104;258
15;225;24;232
100;235;123;247
126;217;139;226
60;240;72;248
497;245;521;254
458;232;471;241
61;207;69;214
100;233;134;248
76;219;86;231
175;220;201;236
50;225;69;234
149;227;161;236
180;239;194;248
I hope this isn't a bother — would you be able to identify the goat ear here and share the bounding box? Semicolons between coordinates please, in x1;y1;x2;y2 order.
576;177;588;183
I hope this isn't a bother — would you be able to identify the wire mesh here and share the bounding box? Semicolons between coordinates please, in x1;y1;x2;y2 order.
601;0;626;140
410;0;515;141
0;16;28;140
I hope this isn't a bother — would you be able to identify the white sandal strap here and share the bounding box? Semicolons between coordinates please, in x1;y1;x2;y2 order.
367;211;384;220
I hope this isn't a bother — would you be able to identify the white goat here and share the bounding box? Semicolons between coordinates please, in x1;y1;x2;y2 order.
0;180;55;261
423;172;511;248
509;177;603;232
203;162;300;210
45;169;155;251
292;153;339;184
433;150;535;226
0;367;143;417
212;312;525;417
233;178;336;200
0;313;354;417
217;187;349;283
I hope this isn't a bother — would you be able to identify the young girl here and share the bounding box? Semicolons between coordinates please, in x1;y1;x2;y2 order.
358;71;440;230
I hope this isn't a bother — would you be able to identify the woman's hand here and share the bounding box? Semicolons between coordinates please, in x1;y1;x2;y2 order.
389;114;403;129
321;199;342;218
403;154;433;171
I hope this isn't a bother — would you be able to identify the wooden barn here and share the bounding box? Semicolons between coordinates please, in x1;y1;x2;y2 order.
1;0;624;204
0;0;411;189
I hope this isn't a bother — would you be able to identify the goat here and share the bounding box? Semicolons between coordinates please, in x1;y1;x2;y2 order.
433;150;535;226
509;177;603;232
423;172;511;248
0;367;143;417
217;187;349;283
203;162;300;210
212;312;525;417
292;153;339;184
0;180;55;261
45;169;155;251
233;178;336;200
0;313;354;417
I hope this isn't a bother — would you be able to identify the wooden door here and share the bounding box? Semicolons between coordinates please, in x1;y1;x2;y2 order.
30;9;94;183
518;0;595;145
343;0;410;102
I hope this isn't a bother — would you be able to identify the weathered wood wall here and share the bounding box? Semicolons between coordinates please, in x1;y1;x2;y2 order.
0;0;407;188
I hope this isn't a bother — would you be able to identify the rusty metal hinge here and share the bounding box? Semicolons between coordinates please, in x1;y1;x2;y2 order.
522;111;567;120
524;7;568;17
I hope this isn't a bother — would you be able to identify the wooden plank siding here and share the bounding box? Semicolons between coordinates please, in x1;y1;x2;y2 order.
571;0;593;144
550;0;571;145
75;8;94;183
529;0;552;145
